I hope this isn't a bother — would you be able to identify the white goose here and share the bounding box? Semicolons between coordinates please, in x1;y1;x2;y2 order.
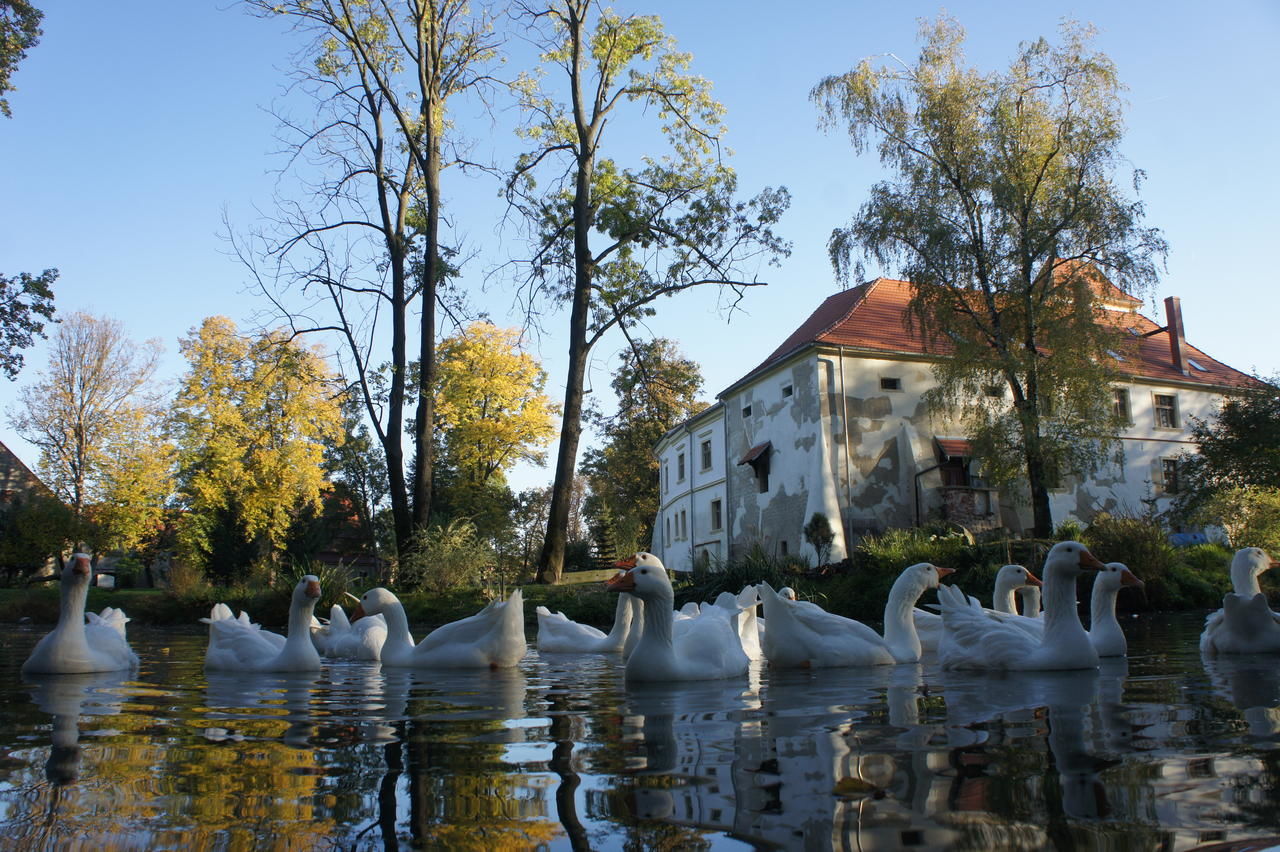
758;562;954;668
606;553;749;682
353;588;527;669
1201;547;1280;655
914;564;1042;653
1088;562;1144;657
312;600;389;661
939;540;1104;671
22;554;139;675
204;575;323;672
1019;583;1042;617
537;591;639;655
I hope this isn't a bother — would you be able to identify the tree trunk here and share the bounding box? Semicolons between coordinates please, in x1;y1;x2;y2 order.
536;308;590;584
411;125;442;535
1023;428;1054;538
386;239;412;557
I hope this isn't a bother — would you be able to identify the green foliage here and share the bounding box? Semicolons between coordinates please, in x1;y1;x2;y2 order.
0;0;42;118
1138;543;1232;611
288;558;352;616
398;518;493;594
678;544;797;609
0;268;56;378
1174;376;1280;550
0;492;75;583
812;16;1166;536
1081;512;1175;579
582;338;706;551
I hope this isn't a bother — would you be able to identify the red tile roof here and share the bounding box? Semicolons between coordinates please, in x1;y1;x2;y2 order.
935;438;974;460
723;277;1255;396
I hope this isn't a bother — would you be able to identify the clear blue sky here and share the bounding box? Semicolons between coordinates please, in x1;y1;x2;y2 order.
2;1;1277;493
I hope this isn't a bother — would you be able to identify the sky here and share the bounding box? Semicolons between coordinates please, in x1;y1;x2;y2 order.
2;0;1277;494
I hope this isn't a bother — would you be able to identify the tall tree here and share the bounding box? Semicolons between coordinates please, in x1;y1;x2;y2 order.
509;0;790;582
812;17;1166;537
581;338;704;554
243;0;502;558
88;405;176;559
10;312;163;520
171;316;343;578
0;0;42;118
0;269;56;380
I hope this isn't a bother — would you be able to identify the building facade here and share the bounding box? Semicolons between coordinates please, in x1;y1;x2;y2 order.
653;277;1253;572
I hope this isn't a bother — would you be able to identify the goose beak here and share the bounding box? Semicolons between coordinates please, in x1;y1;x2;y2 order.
344;591;362;604
71;555;91;577
1120;568;1144;588
614;556;637;570
350;604;366;622
935;565;956;577
1025;571;1043;587
606;571;636;593
1079;549;1105;571
306;580;322;598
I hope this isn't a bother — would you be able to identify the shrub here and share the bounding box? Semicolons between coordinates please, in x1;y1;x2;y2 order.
678;543;796;608
803;513;835;566
398;518;493;593
1081;513;1175;579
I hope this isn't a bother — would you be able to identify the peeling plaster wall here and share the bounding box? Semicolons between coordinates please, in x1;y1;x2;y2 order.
655;351;1230;571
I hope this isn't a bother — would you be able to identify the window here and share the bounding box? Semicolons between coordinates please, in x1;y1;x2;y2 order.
677;453;686;482
1112;388;1131;423
710;499;723;531
665;517;671;547
742;404;752;418
983;385;1004;398
679;510;687;539
782;384;793;398
880;377;901;391
1188;357;1208;372
1154;394;1178;429
1161;458;1180;494
779;540;788;556
700;440;712;471
663;463;669;493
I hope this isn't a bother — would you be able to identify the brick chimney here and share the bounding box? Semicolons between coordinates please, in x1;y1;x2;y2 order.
1164;296;1189;375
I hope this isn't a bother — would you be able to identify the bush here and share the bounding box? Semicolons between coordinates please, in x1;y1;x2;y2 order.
678;543;797;609
398;518;493;593
1081;513;1175;578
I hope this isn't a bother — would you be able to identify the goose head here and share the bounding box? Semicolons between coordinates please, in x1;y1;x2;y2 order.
606;552;670;602
1231;547;1278;590
64;553;92;585
1096;562;1144;592
351;587;399;620
898;562;954;595
1045;540;1106;578
295;574;323;603
777;587;797;601
997;564;1042;589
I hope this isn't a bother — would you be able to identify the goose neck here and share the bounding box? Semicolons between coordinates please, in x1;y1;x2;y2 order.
882;575;922;652
1090;578;1118;625
639;590;674;648
1042;568;1086;639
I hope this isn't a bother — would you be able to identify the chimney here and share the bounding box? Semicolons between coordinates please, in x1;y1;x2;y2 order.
1164;296;1189;375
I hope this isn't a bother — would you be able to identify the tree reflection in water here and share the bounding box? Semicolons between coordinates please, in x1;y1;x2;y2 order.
1;617;1280;848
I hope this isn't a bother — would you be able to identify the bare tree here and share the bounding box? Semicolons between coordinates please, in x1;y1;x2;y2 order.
242;0;503;557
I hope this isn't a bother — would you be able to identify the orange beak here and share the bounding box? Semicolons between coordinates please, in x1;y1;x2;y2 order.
614;556;637;570
72;556;91;577
606;571;636;593
306;580;322;599
1120;568;1145;588
1025;571;1043;587
1079;549;1105;571
350;604;366;622
935;565;956;577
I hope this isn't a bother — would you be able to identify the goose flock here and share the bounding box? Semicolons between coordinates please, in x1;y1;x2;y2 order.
19;544;1278;684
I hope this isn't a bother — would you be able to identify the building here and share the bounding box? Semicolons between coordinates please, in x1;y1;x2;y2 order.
653;276;1254;572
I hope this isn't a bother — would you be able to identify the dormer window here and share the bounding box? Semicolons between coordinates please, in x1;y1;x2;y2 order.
1187;358;1208;372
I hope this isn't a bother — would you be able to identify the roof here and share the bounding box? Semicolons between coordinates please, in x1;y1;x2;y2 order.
720;276;1255;397
935;437;973;461
738;441;772;466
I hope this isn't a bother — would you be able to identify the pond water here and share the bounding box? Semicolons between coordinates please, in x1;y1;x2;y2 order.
1;613;1279;850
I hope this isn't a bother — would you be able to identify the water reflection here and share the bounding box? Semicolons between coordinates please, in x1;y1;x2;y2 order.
3;617;1280;848
26;670;130;786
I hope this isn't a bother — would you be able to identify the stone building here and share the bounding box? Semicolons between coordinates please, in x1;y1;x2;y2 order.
652;276;1254;572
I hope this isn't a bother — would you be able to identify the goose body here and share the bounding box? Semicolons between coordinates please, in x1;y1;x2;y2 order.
22;554;139;675
760;562;953;668
313;603;389;661
537;592;638;654
354;588;527;669
1201;548;1280;655
939;541;1104;671
1088;562;1144;657
914;564;1042;653
204;576;323;672
606;553;748;682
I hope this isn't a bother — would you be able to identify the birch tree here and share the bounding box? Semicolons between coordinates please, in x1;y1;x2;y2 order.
812;17;1167;536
